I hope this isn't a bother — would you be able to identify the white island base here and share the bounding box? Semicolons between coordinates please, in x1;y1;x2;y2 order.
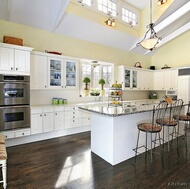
91;111;152;166
91;111;184;166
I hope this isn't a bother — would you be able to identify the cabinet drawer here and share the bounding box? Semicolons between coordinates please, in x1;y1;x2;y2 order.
65;111;82;118
65;106;78;111
43;108;54;113
31;108;42;114
82;117;91;126
2;131;15;139
14;129;30;138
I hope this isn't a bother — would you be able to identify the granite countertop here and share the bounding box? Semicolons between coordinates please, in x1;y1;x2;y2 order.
78;103;157;117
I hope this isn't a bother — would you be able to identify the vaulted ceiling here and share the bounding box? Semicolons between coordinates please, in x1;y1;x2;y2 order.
0;0;189;56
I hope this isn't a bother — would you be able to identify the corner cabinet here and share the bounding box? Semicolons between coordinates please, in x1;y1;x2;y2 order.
30;51;79;90
0;42;33;75
117;66;154;90
118;66;138;90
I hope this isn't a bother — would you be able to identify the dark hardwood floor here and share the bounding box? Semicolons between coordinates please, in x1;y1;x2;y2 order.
2;128;190;189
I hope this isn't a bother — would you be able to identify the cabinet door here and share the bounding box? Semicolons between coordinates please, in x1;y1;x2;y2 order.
65;60;78;89
15;50;30;73
31;113;43;134
143;71;154;90
124;69;131;89
30;54;48;89
43;112;54;132
0;47;14;71
154;71;165;90
171;70;178;90
48;57;64;89
164;70;172;90
132;70;138;89
54;111;64;130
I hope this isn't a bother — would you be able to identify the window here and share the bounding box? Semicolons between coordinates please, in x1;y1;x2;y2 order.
81;62;114;96
122;7;137;26
97;0;117;17
78;0;92;6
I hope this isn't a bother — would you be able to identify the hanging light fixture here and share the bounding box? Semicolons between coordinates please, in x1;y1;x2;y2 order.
137;0;162;51
157;0;167;6
105;17;115;27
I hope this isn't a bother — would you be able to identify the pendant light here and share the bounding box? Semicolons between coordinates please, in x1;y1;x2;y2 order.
137;0;162;51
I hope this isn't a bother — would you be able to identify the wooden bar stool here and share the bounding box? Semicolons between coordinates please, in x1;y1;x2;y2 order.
0;134;7;189
133;101;168;173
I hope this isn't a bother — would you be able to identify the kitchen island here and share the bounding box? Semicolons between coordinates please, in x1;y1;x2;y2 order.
79;103;185;166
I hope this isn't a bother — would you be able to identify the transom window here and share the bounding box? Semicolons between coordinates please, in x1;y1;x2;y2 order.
78;0;92;6
97;0;117;17
122;7;137;26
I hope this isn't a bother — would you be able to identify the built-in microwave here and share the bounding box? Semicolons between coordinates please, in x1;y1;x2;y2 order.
166;90;178;96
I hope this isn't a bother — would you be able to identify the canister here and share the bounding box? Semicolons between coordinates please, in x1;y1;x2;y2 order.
52;98;58;105
58;98;64;104
63;99;67;104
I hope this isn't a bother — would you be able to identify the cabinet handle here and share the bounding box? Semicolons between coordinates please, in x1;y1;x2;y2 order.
11;67;13;70
55;113;57;115
22;133;24;135
45;85;47;88
40;114;42;117
16;68;18;70
44;114;46;116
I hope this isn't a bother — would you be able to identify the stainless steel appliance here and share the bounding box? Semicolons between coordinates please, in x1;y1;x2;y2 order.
0;74;30;131
166;90;178;100
0;105;30;131
0;75;30;106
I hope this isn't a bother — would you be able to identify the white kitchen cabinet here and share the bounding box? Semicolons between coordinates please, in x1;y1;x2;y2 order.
30;51;79;90
2;129;30;139
0;47;14;71
154;70;165;90
143;70;154;90
48;57;64;89
54;107;65;130
30;54;48;89
164;69;178;90
65;106;82;129
0;42;33;75
118;66;154;90
31;107;54;134
64;59;78;89
43;112;54;132
118;66;138;90
154;69;178;90
31;108;43;134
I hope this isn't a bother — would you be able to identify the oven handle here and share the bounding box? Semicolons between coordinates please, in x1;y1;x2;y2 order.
0;82;29;84
0;105;30;109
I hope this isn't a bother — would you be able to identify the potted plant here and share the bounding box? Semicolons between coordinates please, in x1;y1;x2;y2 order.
83;77;91;96
99;78;106;96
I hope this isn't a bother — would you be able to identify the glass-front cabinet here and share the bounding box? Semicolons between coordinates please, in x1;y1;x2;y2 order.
48;57;63;88
65;60;77;88
118;66;138;90
124;68;137;89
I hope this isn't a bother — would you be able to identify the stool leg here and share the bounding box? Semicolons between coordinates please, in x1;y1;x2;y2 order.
159;132;164;168
145;132;148;160
2;160;7;189
133;130;140;165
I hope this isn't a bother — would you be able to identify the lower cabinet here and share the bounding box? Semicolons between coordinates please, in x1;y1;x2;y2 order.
2;129;31;139
31;107;54;134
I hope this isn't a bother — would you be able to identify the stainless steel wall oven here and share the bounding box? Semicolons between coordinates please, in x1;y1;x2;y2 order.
0;74;30;131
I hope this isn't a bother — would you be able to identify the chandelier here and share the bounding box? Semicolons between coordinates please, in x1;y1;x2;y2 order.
137;0;162;51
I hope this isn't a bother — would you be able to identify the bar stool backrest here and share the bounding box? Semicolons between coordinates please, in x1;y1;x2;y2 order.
169;99;184;123
153;101;168;127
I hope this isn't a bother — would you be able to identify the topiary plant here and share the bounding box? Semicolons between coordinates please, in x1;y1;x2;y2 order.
83;77;90;90
99;78;105;90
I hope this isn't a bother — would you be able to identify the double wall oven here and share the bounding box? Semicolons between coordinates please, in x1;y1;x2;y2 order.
0;74;30;131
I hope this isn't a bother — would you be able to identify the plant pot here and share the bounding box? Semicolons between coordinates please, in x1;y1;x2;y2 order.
101;89;105;96
84;89;89;97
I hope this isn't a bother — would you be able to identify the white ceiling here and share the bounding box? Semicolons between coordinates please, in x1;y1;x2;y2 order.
0;0;189;56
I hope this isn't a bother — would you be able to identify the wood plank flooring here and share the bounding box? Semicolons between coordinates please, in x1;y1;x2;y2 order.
2;129;190;189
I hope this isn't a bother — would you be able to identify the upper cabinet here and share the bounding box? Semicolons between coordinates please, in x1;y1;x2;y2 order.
0;42;33;75
117;66;154;90
154;69;178;90
30;51;79;90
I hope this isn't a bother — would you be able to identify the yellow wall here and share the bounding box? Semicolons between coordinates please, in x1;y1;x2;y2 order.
151;30;190;69
0;19;151;68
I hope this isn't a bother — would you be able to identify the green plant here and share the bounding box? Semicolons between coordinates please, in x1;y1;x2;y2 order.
99;78;105;90
83;77;90;90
